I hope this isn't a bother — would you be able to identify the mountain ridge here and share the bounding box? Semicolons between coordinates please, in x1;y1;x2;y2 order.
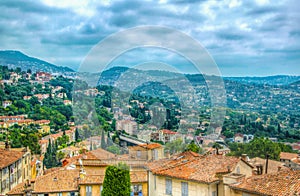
0;50;74;74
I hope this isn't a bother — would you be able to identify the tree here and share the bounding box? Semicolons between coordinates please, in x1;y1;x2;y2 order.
165;139;186;155
101;129;107;149
75;128;80;142
186;141;201;153
102;163;131;196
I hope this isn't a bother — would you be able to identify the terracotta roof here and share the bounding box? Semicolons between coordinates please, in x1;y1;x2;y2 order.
280;152;298;160
249;157;288;174
161;129;177;134
84;148;116;160
79;171;147;185
0;148;24;169
7;168;79;195
148;151;237;184
230;170;300;196
139;143;162;149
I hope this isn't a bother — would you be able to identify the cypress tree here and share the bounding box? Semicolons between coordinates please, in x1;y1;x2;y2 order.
102;163;131;196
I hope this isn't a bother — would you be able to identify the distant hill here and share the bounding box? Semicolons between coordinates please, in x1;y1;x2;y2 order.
0;50;74;74
224;75;300;86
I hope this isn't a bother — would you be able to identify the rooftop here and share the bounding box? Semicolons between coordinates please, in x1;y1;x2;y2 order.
0;148;24;169
280;152;299;160
230;170;300;195
7;168;79;195
147;151;239;184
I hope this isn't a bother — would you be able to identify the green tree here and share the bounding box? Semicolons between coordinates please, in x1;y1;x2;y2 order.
165;139;186;155
186;141;202;153
102;163;131;196
101;129;107;149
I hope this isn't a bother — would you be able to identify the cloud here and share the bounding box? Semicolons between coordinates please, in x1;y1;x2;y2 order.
0;0;298;75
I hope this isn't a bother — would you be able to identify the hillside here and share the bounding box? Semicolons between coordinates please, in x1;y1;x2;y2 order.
224;75;300;85
0;50;74;74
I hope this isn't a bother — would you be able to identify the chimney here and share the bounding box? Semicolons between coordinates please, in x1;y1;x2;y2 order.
265;154;269;174
5;140;10;150
241;154;247;161
278;166;281;172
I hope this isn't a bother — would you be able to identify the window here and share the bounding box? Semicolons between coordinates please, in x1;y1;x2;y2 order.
57;193;62;196
68;192;76;196
181;182;188;196
212;191;217;196
137;150;141;158
237;166;240;174
165;178;172;195
133;184;142;194
86;186;92;196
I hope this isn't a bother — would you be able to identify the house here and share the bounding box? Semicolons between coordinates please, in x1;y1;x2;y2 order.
116;120;138;135
2;100;12;108
7;168;80;196
280;152;300;170
147;151;254;196
228;170;300;196
128;143;164;161
76;148;149;196
35;72;52;83
150;129;183;144
0;147;31;195
249;157;288;174
234;133;244;143
63;100;72;105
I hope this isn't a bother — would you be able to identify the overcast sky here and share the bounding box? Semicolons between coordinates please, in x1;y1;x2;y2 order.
0;0;299;76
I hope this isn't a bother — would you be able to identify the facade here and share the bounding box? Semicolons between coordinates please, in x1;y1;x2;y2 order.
147;151;253;196
2;100;12;108
234;133;244;143
0;147;31;195
128;143;164;161
280;152;300;170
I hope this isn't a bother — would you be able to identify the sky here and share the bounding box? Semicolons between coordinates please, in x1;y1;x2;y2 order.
0;0;299;76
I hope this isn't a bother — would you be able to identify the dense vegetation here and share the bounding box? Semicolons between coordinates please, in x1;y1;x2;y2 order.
227;137;295;160
102;163;131;196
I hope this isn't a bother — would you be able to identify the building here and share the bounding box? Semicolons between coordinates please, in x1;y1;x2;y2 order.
2;100;12;108
7;168;80;196
147;151;254;196
228;170;300;195
0;147;31;195
128;143;164;161
150;129;183;143
35;72;52;83
280;152;300;170
234;133;244;143
116;120;138;135
75;148;149;196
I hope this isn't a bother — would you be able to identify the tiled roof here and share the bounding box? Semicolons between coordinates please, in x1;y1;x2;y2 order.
79;171;147;185
249;157;288;174
280;152;298;160
139;143;162;149
0;148;24;169
147;151;238;184
84;148;116;160
7;168;79;195
230;170;300;196
161;129;177;134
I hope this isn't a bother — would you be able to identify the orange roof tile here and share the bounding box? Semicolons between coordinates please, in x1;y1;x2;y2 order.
230;170;300;195
147;151;238;184
280;152;298;160
0;148;23;169
250;157;288;174
139;143;162;149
